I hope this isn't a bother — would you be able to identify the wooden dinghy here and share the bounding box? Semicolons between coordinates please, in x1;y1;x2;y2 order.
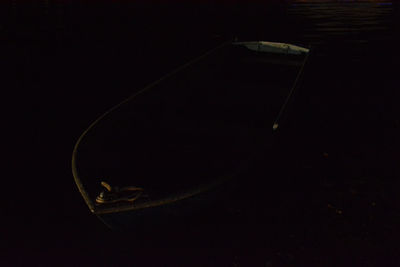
72;40;311;230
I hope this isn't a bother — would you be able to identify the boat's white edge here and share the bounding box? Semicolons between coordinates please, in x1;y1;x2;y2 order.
232;41;310;55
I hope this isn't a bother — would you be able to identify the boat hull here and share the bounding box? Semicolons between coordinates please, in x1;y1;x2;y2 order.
72;41;310;231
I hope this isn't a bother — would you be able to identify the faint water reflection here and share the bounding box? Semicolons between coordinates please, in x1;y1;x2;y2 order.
287;1;394;45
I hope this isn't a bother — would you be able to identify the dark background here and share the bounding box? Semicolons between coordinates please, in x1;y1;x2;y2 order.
4;0;400;266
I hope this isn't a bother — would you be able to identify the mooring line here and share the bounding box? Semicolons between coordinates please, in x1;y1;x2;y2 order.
272;49;311;132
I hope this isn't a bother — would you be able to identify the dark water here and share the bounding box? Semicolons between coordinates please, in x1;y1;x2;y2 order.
6;1;400;265
288;1;396;44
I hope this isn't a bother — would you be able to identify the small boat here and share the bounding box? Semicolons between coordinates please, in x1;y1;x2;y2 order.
72;40;311;231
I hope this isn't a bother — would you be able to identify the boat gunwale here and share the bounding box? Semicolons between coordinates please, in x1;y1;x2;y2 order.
72;40;233;214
